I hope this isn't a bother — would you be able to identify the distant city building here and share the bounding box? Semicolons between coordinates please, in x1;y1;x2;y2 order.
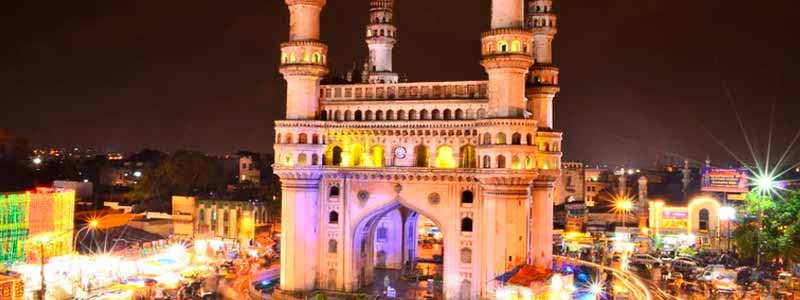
222;154;261;184
172;196;271;245
554;162;585;205
99;161;145;187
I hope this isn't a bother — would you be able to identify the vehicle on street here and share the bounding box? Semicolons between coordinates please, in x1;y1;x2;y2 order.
670;259;700;276
711;270;738;294
659;249;677;262
631;254;661;266
699;264;728;282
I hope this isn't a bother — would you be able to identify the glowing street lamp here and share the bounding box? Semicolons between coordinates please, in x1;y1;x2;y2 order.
589;283;604;300
719;206;736;221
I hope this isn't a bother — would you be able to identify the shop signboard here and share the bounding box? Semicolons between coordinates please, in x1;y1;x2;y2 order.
701;167;749;193
661;210;688;229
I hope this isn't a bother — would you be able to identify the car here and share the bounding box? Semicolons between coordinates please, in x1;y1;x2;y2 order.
676;255;702;264
631;254;661;266
699;264;727;282
658;250;676;262
253;278;280;292
711;270;738;295
670;259;700;275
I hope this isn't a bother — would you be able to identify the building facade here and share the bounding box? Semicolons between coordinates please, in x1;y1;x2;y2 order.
0;189;75;265
192;199;270;244
273;0;563;299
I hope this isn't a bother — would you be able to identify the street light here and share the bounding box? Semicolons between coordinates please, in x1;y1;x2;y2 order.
614;198;634;229
589;283;603;300
719;206;736;252
33;235;52;300
750;173;780;267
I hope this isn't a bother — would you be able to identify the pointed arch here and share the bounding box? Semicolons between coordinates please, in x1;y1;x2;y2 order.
455;109;464;120
496;155;506;168
495;132;507;145
434;145;456;169
461;217;473;232
511;132;522;145
329;211;339;224
409;109;418;120
370;145;385;167
420;109;430;120
414;145;429;167
432;109;441;120
459;144;477;168
443;109;453;120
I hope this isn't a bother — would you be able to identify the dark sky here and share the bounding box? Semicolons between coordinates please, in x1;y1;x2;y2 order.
2;0;799;168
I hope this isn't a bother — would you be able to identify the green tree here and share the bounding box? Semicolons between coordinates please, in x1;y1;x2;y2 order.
130;150;224;212
734;191;800;265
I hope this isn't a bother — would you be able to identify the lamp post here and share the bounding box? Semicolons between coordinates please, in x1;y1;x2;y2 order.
72;220;99;253
753;174;778;267
719;206;735;252
616;199;634;229
34;235;52;300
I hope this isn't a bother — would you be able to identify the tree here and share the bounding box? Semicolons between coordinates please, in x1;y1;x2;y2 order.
733;191;800;265
130;150;224;212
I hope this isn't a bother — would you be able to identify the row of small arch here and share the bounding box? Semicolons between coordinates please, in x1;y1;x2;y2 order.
529;18;555;28
486;40;529;54
275;131;559;152
366;28;396;38
321;108;487;121
479;132;560;152
277;129;479;145
280;143;548;170
281;51;325;64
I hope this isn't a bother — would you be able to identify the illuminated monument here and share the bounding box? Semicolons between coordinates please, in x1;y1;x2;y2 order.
273;0;561;299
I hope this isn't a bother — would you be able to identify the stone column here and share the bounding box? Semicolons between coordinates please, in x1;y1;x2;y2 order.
275;169;322;297
530;178;555;267
478;172;535;292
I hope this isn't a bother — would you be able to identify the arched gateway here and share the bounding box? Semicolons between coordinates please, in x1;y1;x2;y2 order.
273;0;563;299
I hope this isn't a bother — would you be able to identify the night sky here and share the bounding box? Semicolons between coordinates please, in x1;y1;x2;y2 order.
2;0;799;168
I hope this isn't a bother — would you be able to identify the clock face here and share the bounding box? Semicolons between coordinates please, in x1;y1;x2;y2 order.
394;147;407;159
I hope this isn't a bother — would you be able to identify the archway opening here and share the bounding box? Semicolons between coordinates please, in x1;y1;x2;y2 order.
350;204;446;298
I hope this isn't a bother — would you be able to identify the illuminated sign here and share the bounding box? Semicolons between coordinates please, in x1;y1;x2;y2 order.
701;167;749;193
662;211;688;218
727;193;746;201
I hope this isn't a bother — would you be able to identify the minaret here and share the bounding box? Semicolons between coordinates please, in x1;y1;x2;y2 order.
280;0;329;120
638;175;649;231
682;159;692;193
481;0;533;118
525;0;559;128
276;0;327;296
364;0;399;84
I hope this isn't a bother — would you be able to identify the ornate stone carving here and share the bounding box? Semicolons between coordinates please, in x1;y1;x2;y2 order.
357;190;370;203
428;192;441;205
